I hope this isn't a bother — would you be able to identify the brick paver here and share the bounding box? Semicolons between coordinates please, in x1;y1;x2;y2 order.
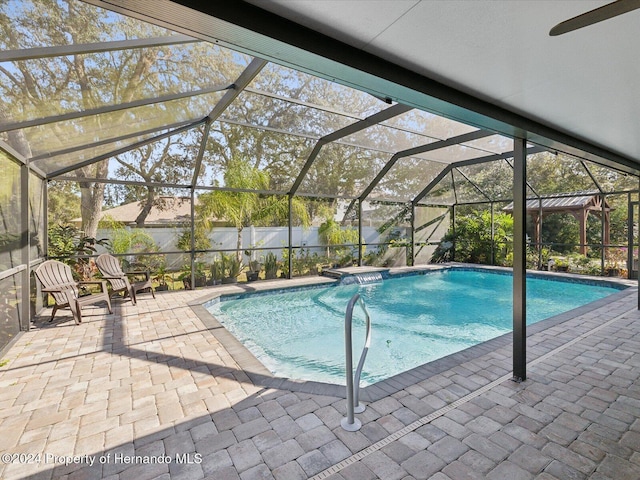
0;278;639;479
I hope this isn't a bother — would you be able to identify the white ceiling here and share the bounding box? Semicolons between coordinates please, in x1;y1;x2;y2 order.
243;0;640;164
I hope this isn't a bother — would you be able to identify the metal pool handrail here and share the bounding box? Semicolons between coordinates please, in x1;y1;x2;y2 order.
341;293;372;432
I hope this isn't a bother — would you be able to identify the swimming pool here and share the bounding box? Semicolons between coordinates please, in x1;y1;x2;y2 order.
206;268;624;386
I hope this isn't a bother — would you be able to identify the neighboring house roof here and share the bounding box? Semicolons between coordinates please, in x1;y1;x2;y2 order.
101;196;192;226
73;196;226;227
100;197;191;227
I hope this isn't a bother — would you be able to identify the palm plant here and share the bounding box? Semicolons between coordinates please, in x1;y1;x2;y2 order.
318;218;360;265
264;252;279;279
197;158;310;261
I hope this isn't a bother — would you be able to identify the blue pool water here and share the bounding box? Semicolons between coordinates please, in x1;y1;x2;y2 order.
206;269;623;385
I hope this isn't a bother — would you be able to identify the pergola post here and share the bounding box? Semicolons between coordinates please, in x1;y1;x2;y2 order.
578;209;588;255
513;137;527;382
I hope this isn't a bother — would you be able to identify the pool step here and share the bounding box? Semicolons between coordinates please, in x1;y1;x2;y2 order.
322;269;343;280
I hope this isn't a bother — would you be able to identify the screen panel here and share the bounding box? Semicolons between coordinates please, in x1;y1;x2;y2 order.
368;157;445;202
381;109;478;140
19;92;224;162
198;121;313;191
414;205;450;265
247;62;388;119
0;152;22;270
362;201;411;267
297;143;391;198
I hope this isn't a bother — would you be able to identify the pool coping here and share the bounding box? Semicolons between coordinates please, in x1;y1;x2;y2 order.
188;263;636;401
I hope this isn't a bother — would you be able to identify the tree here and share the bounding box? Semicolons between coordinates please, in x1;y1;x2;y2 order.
0;1;246;237
201;62;389;197
197;157;309;261
109;129;203;225
318;218;359;260
432;209;513;265
0;2;172;236
46;180;81;226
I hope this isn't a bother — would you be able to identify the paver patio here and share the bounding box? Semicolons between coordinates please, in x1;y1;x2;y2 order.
1;279;639;480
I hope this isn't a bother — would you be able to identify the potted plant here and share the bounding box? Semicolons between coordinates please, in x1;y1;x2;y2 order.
153;263;172;291
264;252;279;280
179;262;207;289
553;258;569;272
178;269;191;289
605;261;621;277
605;248;625;277
246;259;261;282
210;258;224;285
221;253;242;284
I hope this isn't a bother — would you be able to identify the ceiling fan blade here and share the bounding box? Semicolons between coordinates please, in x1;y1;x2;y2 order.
550;0;640;36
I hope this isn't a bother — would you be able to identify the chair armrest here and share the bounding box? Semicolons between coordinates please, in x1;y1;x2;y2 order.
126;270;151;280
78;280;109;293
42;282;77;293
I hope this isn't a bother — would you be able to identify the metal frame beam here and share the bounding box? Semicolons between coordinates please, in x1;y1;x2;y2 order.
289;103;412;195
0;85;231;133
191;119;212;187
359;129;494;201
581;160;608;272
191;58;267;186
215;117;408;157
413;146;547;205
220;89;454;153
412;165;453;206
20;162;30;332
358;200;363;265
411;188;639;207
504;157;540;198
48;119;205;178
208;59;268;120
409;203;415;266
243;86;366;122
512;137;527;382
581;161;605;194
491;202;495;264
451;169;458;205
30;120;196;163
0;140;46;179
0;140;28;166
453;166;492;202
0;34;198;62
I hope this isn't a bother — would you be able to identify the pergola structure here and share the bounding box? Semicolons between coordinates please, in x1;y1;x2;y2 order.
504;192;612;255
2;0;640;384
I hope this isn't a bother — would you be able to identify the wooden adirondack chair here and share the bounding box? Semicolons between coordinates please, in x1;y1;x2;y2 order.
95;253;155;305
34;260;113;324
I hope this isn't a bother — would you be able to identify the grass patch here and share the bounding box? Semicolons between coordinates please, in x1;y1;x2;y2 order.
0;359;10;368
